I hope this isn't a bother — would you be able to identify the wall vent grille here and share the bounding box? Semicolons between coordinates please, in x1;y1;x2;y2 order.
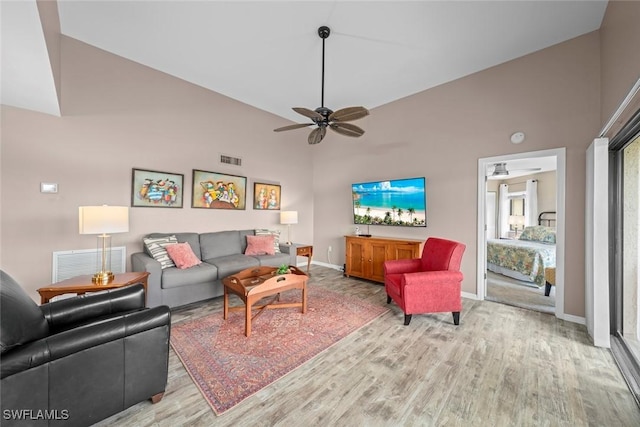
52;246;126;283
220;154;242;166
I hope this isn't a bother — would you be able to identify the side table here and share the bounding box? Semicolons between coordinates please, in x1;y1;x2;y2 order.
37;271;150;305
287;244;313;272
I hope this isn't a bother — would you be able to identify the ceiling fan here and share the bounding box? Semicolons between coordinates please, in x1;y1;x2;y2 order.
273;26;369;145
489;162;541;177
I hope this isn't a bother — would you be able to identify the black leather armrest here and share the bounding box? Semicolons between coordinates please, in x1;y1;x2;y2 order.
40;284;145;331
1;305;170;379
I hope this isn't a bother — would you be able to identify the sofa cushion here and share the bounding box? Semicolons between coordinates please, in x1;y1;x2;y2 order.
245;235;275;255
250;252;292;268
1;271;50;354
160;263;218;289
165;243;202;269
200;231;242;260
255;229;281;253
143;235;178;269
206;254;259;278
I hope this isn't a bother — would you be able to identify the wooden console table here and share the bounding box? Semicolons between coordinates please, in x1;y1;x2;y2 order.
345;235;423;283
37;272;150;305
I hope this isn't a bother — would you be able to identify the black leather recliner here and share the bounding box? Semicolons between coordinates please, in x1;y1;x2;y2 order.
0;270;171;427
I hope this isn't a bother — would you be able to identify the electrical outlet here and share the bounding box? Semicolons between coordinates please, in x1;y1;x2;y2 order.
328;246;332;252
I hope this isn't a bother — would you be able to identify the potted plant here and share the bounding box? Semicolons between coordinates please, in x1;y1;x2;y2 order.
275;264;291;275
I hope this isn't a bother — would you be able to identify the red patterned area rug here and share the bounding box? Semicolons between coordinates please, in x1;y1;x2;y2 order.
170;285;388;415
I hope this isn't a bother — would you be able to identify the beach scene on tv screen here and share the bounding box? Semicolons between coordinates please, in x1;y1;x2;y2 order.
352;177;427;227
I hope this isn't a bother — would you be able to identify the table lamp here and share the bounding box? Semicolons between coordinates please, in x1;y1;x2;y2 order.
79;205;129;284
509;215;525;235
280;211;298;245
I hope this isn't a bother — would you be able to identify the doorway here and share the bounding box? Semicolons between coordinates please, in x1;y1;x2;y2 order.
477;148;566;319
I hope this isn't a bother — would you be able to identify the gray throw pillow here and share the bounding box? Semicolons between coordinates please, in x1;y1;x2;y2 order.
144;235;178;269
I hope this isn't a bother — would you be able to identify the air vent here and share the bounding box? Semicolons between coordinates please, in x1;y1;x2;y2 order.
52;247;126;283
220;154;242;166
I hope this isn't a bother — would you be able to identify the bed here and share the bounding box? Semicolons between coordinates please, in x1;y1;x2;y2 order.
487;212;556;288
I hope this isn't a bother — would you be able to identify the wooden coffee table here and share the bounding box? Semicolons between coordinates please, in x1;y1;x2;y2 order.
37;272;150;305
222;265;308;337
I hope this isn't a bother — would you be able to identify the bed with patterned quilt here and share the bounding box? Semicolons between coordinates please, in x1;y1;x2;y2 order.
486;225;556;288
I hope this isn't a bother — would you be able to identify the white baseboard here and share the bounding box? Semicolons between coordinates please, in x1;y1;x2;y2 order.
309;263;587;325
560;313;586;325
308;260;343;271
462;291;480;301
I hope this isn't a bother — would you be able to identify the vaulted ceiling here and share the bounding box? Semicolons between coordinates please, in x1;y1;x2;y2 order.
1;1;608;124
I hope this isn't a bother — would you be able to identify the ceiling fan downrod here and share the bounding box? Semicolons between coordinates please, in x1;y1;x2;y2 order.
318;26;330;109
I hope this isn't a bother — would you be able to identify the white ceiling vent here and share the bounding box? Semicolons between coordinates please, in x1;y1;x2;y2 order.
220;154;242;167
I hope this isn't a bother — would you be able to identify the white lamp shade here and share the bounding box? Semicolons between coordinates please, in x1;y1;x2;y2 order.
79;206;129;234
280;211;298;225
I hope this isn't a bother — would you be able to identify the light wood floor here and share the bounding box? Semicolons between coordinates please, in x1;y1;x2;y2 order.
96;266;640;426
486;271;555;315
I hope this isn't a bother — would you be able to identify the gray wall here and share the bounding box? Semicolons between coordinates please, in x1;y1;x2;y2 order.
1;36;314;301
312;31;600;317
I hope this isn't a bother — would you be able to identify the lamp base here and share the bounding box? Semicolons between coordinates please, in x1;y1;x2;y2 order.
92;271;115;285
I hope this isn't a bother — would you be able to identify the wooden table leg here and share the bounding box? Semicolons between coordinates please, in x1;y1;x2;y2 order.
223;287;229;320
245;297;252;337
302;284;307;314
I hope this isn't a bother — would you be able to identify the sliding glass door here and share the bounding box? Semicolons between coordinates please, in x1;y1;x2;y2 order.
621;137;639;361
610;111;640;406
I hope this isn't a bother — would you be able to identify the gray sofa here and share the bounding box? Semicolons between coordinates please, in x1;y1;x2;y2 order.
131;230;296;308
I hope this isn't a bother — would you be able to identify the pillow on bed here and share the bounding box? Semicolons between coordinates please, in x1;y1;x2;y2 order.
519;226;556;244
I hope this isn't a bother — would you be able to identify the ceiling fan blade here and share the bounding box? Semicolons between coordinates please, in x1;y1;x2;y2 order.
329;106;369;122
273;123;312;132
308;127;326;145
293;107;323;121
329;122;365;138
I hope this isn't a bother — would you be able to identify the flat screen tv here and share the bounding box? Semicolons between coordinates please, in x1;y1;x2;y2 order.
352;177;427;227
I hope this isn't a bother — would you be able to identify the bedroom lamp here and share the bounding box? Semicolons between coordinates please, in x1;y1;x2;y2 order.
280;210;298;245
509;215;525;234
508;216;517;231
79;205;129;284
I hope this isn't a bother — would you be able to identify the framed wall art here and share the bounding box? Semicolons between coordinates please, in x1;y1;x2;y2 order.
253;182;281;210
131;168;184;208
192;169;247;209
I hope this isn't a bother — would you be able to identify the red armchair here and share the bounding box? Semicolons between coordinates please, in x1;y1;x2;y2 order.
384;237;466;325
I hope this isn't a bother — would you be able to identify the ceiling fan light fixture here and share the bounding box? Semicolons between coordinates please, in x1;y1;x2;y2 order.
492;163;509;176
273;26;369;144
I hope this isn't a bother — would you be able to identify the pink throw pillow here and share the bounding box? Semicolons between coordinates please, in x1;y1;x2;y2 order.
165;243;202;269
245;235;275;256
